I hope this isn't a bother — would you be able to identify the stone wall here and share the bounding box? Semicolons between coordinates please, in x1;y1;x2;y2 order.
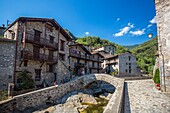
0;38;16;89
155;0;170;92
0;74;124;113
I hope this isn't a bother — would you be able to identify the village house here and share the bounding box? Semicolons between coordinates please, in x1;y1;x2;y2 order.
155;0;170;92
69;43;104;77
93;44;116;55
1;17;72;89
0;38;16;89
0;24;6;36
105;52;140;76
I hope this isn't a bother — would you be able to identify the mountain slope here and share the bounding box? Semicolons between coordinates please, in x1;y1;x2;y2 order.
131;37;158;75
124;44;139;50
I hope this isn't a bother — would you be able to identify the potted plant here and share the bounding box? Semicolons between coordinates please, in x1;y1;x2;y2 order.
153;68;160;90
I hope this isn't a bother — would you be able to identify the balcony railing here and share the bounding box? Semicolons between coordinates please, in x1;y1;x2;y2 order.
106;60;118;64
74;62;85;67
69;50;103;62
21;50;57;63
25;32;58;50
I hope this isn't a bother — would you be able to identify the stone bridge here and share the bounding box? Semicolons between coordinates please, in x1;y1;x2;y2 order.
0;74;125;113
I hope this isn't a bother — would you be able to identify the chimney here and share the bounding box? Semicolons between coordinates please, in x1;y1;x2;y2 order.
2;24;5;28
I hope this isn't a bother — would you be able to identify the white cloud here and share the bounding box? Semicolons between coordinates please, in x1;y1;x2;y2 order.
113;23;134;37
150;16;156;24
117;18;120;21
85;32;89;35
128;22;134;28
130;29;145;36
147;24;152;28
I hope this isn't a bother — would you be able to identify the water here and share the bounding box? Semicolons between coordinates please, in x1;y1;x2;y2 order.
80;97;109;113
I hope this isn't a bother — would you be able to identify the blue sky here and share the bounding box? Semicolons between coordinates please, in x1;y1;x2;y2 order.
0;0;157;45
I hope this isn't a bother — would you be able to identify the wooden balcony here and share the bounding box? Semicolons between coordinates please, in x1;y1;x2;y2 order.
21;50;57;63
88;64;102;69
25;32;58;50
106;60;118;64
69;51;103;62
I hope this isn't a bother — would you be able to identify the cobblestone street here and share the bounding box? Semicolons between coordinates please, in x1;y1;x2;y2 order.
124;79;170;113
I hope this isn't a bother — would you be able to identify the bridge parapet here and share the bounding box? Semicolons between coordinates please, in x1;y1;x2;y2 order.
0;74;125;113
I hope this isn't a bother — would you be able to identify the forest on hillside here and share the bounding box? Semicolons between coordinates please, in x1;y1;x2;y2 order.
76;36;129;54
130;37;158;75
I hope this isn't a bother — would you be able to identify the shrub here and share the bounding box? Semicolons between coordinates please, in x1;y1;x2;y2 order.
0;90;8;101
154;68;160;84
16;70;35;90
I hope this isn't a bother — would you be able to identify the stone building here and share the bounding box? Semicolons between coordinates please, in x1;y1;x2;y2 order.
155;0;170;92
102;52;140;76
69;43;103;76
0;24;6;36
93;44;116;55
0;38;16;89
3;17;72;88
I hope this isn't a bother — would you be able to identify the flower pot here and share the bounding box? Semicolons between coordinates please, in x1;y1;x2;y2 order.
156;84;160;87
156;86;161;90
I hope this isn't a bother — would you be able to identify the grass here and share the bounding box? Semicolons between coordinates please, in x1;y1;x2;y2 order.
0;90;8;101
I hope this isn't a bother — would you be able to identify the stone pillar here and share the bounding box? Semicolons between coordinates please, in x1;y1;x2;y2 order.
8;83;14;97
155;0;170;92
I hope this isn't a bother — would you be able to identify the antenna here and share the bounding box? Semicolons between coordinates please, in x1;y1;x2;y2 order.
7;20;10;27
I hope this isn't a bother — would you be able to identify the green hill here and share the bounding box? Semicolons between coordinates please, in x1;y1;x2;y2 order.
76;36;129;54
124;44;139;50
131;37;158;75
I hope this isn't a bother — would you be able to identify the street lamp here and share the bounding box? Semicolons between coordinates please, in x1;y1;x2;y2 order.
148;33;153;39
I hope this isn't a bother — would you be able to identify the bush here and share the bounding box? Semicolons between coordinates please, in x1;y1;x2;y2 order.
154;68;160;84
0;90;8;101
16;70;35;90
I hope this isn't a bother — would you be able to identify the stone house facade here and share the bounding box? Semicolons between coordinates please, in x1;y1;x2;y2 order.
3;17;72;88
155;0;170;92
103;52;140;76
93;45;116;55
0;38;16;89
0;24;6;36
69;43;103;76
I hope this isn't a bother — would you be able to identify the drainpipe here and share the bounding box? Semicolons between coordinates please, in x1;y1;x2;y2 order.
13;21;20;86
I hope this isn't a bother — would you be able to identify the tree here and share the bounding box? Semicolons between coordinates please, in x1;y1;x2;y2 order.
153;68;160;84
16;70;35;90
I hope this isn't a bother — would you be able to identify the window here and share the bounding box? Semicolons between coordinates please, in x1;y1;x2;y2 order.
34;30;41;42
35;69;41;81
129;69;131;73
49;65;53;72
49;36;54;43
129;56;131;61
126;69;127;72
49;50;53;61
129;63;131;65
59;54;65;61
60;40;65;51
92;62;94;67
12;32;15;39
126;63;128;65
33;46;40;59
24;60;28;67
9;76;12;79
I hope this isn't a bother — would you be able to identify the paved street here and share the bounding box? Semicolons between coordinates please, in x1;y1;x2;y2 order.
124;79;170;113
